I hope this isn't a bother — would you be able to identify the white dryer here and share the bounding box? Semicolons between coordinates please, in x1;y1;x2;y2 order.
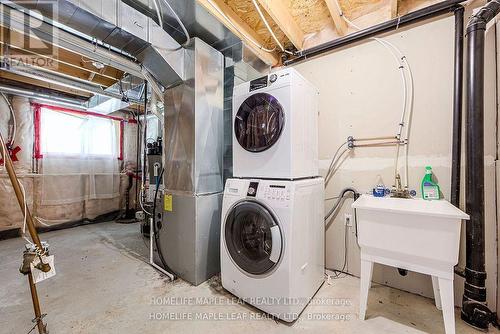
221;177;325;322
232;68;319;179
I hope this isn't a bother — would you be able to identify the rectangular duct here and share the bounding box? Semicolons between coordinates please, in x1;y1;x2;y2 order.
10;0;185;88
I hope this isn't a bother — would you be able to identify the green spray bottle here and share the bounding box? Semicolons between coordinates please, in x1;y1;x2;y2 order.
421;166;440;200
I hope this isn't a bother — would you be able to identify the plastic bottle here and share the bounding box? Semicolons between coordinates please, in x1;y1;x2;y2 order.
421;166;440;200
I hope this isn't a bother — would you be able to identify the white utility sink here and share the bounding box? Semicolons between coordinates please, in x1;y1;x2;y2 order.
352;195;469;334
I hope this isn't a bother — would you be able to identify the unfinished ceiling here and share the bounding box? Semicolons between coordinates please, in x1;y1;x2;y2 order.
198;0;443;65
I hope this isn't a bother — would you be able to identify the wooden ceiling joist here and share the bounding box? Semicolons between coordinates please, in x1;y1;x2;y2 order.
391;0;399;18
256;0;305;50
324;0;349;36
197;0;280;66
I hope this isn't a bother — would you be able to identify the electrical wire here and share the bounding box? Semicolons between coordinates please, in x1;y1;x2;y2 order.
1;93;16;145
324;188;360;279
251;0;294;55
205;0;277;53
159;0;191;47
153;0;163;30
152;168;177;279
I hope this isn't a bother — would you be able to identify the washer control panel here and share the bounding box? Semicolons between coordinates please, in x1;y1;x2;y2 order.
263;184;291;203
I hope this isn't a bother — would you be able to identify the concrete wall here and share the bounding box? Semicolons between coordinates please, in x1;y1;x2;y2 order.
293;13;498;309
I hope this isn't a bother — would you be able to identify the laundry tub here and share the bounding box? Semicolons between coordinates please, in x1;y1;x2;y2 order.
352;194;469;334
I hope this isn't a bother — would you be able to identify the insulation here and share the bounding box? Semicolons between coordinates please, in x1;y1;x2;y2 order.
0;176;34;232
224;0;293;49
289;0;335;34
0;96;135;232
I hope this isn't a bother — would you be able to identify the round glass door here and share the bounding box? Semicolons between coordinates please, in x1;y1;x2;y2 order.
224;201;282;275
234;93;285;152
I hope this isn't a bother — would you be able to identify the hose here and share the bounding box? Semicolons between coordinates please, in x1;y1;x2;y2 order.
152;168;177;279
325;188;359;221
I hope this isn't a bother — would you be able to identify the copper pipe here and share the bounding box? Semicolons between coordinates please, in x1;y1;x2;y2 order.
353;136;398;142
0;131;43;249
0;131;48;334
28;273;47;334
353;141;402;148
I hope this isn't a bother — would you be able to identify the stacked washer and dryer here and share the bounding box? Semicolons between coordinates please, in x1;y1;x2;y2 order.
221;68;325;322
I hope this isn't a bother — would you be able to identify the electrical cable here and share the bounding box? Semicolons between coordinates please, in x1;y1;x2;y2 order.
251;0;295;55
159;0;191;47
324;188;360;279
1;93;16;145
205;0;277;53
153;0;163;29
152;168;177;279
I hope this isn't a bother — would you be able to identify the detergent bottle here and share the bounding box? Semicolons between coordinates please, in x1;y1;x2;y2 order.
421;166;440;200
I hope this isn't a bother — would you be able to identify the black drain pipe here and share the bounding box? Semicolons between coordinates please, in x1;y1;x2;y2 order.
462;0;500;330
284;0;464;66
451;6;464;208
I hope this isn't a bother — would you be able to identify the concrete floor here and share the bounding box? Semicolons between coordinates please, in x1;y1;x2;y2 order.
0;222;496;334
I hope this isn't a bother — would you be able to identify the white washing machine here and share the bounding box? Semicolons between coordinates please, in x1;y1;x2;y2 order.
221;177;325;322
232;68;319;179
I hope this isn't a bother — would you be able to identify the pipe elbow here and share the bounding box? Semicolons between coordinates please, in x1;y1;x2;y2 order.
466;2;500;34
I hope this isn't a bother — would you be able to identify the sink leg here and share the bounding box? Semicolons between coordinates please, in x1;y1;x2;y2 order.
438;277;455;334
359;259;373;320
431;276;442;310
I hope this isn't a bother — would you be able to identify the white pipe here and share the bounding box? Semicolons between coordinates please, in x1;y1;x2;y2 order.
251;0;294;54
159;0;191;47
153;0;163;30
339;1;414;189
205;0;276;53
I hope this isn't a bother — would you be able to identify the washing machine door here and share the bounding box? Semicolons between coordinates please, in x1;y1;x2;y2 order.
234;93;285;153
224;201;283;275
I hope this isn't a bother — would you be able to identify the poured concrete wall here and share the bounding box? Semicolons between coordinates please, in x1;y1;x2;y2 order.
294;14;498;309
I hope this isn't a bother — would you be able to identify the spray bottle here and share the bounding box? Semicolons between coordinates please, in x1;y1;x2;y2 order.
421;166;440;200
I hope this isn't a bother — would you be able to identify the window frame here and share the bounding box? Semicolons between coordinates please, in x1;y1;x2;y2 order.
33;103;136;161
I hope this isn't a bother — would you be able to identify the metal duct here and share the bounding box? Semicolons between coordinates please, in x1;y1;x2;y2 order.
120;0;269;72
0;84;87;110
87;75;145;114
9;0;185;88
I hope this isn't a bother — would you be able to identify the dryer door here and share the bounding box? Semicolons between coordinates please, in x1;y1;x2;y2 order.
224;201;283;275
234;93;285;153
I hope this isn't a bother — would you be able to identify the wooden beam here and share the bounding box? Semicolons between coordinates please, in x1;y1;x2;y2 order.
256;0;305;50
324;0;348;36
391;0;399;18
197;0;280;66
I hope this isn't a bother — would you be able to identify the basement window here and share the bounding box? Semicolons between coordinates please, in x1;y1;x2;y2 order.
40;107;119;157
